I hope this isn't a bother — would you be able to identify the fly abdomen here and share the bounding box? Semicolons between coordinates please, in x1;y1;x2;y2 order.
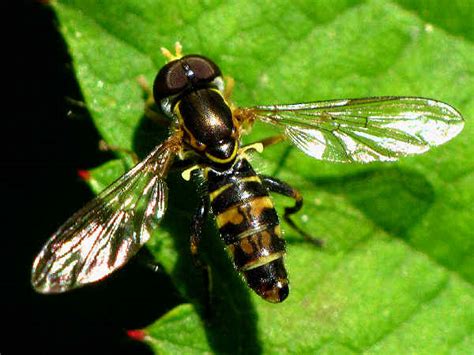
206;158;289;302
227;223;289;303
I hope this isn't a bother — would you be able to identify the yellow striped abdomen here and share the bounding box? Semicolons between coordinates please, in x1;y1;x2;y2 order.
207;158;289;302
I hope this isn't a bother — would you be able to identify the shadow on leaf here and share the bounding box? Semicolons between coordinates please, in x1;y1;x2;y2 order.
312;166;435;238
132;115;262;354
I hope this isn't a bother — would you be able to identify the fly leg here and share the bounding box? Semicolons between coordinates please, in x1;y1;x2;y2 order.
190;196;210;267
135;248;163;273
137;75;170;127
260;175;324;247
98;140;139;165
255;135;286;149
223;76;235;101
239;135;287;155
99;75;171;165
190;196;213;315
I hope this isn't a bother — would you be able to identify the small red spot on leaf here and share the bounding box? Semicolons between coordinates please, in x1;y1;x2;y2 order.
127;329;147;341
77;170;91;181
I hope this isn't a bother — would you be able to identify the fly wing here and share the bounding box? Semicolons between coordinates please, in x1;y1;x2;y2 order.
32;138;179;293
237;97;464;163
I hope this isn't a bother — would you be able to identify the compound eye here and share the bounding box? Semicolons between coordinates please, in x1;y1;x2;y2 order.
153;55;222;103
153;61;188;102
183;55;221;82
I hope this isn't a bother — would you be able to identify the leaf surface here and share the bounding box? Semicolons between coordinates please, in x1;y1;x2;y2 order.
53;0;474;353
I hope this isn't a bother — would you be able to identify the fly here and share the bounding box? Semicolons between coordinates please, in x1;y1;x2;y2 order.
31;43;464;303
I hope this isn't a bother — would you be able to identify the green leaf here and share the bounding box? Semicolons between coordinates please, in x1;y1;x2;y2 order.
142;304;212;354
53;0;473;353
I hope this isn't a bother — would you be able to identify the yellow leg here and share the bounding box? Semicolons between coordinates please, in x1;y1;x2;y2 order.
223;75;235;101
160;41;184;62
238;135;286;158
255;134;286;149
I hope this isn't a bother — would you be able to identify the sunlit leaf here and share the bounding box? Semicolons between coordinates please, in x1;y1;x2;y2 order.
53;0;473;353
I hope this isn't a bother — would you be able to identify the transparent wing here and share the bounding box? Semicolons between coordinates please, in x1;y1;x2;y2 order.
32;138;179;293
238;97;464;162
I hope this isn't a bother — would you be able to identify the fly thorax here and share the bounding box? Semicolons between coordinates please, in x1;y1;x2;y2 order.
203;137;238;166
176;89;238;165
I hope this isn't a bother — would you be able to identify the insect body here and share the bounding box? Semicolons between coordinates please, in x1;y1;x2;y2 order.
154;49;290;301
31;43;464;303
207;159;288;302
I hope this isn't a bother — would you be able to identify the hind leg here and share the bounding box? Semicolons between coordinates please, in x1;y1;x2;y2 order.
260;175;323;247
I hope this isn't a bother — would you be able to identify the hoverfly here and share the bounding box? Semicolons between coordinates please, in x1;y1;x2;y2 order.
32;43;464;303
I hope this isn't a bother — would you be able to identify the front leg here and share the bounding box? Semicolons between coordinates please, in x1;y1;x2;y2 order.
137;75;170;127
190;195;213;315
260;175;323;247
190;196;210;267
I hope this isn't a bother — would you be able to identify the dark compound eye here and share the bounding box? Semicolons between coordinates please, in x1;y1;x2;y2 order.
153;60;188;102
153;55;221;102
183;55;221;82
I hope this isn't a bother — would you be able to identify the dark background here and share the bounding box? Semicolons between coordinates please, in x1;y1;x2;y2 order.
6;2;181;354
